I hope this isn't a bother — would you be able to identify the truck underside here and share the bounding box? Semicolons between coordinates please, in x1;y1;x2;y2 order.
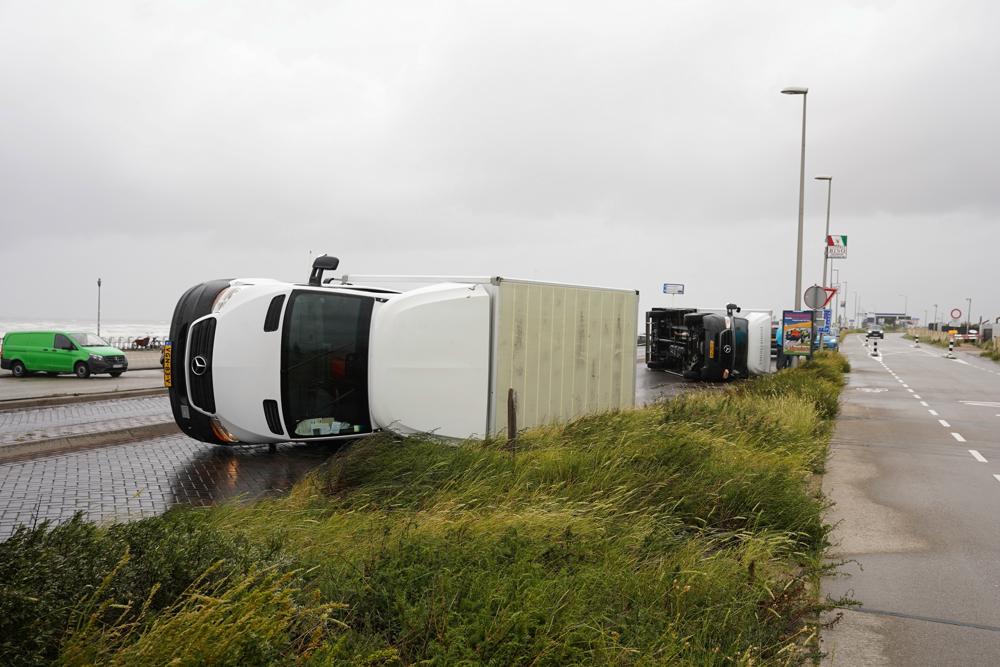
645;307;754;382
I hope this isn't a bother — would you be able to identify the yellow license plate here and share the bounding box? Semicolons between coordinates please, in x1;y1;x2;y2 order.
163;343;172;387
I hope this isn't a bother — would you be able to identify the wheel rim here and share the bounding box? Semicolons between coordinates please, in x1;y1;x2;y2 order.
76;364;86;377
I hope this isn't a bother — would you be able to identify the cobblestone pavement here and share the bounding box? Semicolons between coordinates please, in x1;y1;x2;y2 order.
0;396;173;446
0;434;342;538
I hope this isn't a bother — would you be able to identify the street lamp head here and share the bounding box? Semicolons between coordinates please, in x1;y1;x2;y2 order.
781;86;808;95
814;174;832;181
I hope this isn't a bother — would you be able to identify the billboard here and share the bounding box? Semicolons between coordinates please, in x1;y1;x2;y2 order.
782;310;815;357
826;234;847;259
662;283;685;294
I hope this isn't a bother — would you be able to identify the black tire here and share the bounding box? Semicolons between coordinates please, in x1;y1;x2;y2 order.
11;361;27;378
74;362;91;379
109;371;123;378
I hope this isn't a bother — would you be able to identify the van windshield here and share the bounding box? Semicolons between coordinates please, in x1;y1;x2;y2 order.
281;290;373;438
69;333;110;347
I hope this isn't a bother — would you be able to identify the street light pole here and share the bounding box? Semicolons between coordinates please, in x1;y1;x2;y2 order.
933;303;938;331
816;175;833;287
967;297;972;332
97;278;102;337
782;86;808;309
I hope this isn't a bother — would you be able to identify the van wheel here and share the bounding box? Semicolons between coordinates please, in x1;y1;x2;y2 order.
109;371;123;378
12;361;27;378
74;362;91;378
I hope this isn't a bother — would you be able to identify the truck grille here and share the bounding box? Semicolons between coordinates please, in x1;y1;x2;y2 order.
187;318;216;414
106;355;126;364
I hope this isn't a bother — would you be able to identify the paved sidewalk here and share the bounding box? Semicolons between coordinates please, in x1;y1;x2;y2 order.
0;434;340;538
0;396;173;447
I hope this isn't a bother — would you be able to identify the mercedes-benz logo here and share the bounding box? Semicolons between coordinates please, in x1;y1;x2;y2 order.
723;345;732;354
191;355;208;376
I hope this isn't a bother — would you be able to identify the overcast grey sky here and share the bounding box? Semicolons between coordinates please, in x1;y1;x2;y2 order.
2;1;998;326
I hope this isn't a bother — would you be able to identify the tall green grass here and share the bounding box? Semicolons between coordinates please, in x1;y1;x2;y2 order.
1;353;847;666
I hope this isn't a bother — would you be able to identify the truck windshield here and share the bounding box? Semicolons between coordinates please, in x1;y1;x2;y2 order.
69;333;110;347
281;290;373;438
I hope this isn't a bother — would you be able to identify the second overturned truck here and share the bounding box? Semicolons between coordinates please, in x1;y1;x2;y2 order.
645;305;772;381
166;256;639;446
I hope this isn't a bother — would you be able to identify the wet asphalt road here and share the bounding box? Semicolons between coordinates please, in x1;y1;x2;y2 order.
822;333;1000;665
0;355;694;538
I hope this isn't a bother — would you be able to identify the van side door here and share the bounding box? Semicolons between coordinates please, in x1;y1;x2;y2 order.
52;334;79;372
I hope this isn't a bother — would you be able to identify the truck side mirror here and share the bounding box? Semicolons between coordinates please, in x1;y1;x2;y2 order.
308;254;340;286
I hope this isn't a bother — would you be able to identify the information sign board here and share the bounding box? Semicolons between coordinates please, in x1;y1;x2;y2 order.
662;283;685;295
782;310;815;357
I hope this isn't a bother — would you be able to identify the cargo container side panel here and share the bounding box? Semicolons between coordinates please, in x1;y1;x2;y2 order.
559;289;577;421
521;283;541;427
491;282;637;435
536;285;554;425
511;283;529;426
572;291;590;419
548;287;566;422
493;283;516;436
610;291;624;408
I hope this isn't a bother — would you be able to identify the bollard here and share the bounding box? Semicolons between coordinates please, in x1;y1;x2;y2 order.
947;338;955;359
914;334;920;347
871;338;879;357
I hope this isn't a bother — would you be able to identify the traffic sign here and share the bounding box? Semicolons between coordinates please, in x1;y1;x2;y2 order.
818;308;832;334
804;285;826;309
950;308;962;321
662;283;685;295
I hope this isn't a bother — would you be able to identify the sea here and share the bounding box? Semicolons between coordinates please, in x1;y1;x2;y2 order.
0;319;171;350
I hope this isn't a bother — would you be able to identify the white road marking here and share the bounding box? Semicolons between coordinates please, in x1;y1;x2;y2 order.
920;401;929;407
938;419;951;427
914;395;922;399
952;432;967;443
993;474;1000;484
960;401;1000;408
902;384;909;388
907;388;915;393
954;359;970;366
970;450;988;463
929;409;939;416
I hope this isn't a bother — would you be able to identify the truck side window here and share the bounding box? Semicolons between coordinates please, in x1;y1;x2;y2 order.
54;334;76;351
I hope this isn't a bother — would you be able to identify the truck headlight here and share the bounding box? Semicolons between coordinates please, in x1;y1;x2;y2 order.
211;286;244;313
89;354;104;361
209;417;240;443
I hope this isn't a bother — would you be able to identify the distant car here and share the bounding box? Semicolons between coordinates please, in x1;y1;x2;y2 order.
1;331;128;378
813;333;839;351
867;327;884;338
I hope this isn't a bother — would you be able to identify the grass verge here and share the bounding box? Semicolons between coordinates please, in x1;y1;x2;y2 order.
1;353;848;666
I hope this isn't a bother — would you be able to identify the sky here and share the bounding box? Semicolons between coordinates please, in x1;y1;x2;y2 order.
2;0;998;327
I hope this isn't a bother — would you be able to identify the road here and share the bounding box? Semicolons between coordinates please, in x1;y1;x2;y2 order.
822;333;1000;665
0;356;693;538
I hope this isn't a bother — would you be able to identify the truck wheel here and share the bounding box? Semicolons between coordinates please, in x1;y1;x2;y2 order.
74;362;91;378
109;371;123;378
12;361;27;378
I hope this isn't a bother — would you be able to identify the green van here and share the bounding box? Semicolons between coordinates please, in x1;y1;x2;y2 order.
1;331;128;378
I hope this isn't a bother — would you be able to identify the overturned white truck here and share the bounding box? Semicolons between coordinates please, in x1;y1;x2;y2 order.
645;305;772;381
166;256;639;445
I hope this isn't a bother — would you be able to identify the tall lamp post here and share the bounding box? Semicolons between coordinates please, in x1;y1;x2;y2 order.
899;294;908;319
967;297;972;332
97;278;102;337
815;175;833;287
782;86;808;309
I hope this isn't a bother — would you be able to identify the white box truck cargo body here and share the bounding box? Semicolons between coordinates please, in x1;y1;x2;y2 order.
167;263;638;446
